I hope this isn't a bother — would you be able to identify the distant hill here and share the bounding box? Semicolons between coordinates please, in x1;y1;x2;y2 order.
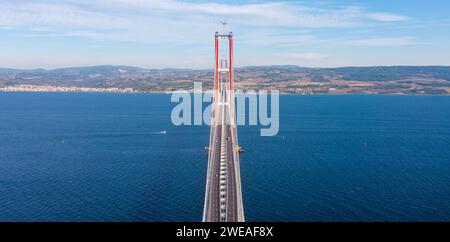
237;65;450;82
327;66;450;82
1;65;449;94
0;68;47;74
52;65;144;74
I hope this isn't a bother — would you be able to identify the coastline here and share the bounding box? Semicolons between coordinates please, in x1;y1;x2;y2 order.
1;90;449;96
0;84;449;95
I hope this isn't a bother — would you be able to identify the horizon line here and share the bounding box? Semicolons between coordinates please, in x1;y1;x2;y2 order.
2;64;450;72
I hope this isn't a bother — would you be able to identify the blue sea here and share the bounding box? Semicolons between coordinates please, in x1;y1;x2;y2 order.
0;92;449;221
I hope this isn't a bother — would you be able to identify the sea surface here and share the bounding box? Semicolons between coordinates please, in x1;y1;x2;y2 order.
0;92;449;221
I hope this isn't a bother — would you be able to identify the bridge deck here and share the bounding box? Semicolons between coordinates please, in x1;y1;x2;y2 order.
203;102;244;222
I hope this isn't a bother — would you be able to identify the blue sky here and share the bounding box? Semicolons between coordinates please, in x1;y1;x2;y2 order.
1;0;449;69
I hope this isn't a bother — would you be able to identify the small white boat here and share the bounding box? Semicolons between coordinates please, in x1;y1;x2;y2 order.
160;130;167;135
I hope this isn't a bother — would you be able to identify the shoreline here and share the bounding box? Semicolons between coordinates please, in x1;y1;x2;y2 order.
1;90;449;96
0;84;448;96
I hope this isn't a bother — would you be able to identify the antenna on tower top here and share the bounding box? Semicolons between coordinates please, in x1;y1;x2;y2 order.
220;19;228;34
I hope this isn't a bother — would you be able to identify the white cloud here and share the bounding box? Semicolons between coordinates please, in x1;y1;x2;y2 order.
275;52;330;61
0;2;124;29
368;13;410;22
346;37;417;46
0;0;410;44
